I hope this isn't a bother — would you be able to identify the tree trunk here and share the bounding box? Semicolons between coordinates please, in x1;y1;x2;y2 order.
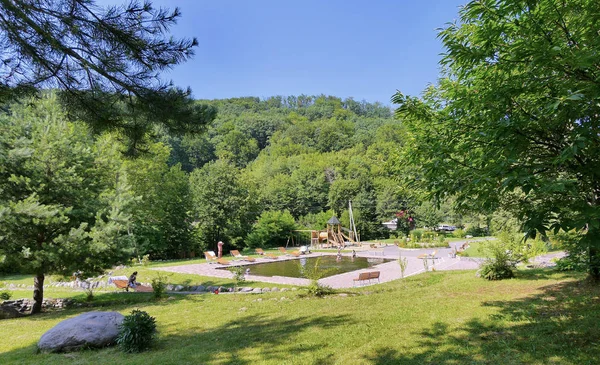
590;246;600;282
31;273;45;314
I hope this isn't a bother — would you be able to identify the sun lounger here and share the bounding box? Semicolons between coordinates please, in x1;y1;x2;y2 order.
278;247;301;257
230;250;256;262
217;258;230;265
418;250;438;260
255;248;278;259
204;251;218;263
299;246;311;254
110;277;153;292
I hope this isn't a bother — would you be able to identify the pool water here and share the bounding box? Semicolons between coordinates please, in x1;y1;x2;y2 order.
230;255;392;279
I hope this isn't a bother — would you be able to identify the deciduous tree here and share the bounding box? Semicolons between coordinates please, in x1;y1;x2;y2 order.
393;0;600;279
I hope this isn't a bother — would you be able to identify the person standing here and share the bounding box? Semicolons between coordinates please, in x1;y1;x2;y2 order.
217;241;224;258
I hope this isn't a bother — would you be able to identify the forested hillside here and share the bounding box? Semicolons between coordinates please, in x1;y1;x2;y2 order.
1;93;470;270
162;95;413;251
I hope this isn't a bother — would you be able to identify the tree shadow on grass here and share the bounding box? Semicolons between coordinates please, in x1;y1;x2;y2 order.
151;313;353;364
0;312;352;364
163;313;352;364
364;279;600;364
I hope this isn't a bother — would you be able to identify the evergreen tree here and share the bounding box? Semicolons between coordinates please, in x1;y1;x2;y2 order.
0;0;216;154
0;95;134;313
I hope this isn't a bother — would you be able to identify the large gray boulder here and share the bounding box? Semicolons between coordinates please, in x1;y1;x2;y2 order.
38;311;124;353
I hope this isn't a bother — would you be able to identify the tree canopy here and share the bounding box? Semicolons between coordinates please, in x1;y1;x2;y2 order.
393;0;600;279
0;0;216;154
0;95;134;313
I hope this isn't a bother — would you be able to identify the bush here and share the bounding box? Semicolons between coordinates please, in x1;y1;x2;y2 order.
299;257;336;297
452;229;466;238
466;225;488;237
84;287;94;302
479;256;515;280
151;273;168;299
232;266;246;287
141;254;151;266
116;310;157;353
554;253;587;272
0;290;12;300
477;233;523;280
246;210;297;248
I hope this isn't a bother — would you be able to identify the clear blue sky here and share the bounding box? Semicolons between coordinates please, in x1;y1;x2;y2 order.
101;0;466;104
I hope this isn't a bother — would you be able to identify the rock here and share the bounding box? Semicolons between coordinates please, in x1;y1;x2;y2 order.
166;285;174;291
0;305;22;319
338;293;348;297
271;287;279;292
252;288;262;293
206;286;216;292
280;288;289;292
261;287;270;292
291;287;298;291
241;287;253;293
195;285;206;292
38;311;124;353
174;285;184;291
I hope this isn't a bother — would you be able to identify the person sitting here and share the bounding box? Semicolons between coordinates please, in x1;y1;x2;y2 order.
127;271;138;292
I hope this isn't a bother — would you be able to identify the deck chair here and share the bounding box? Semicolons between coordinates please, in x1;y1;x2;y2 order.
278;247;301;257
256;248;278;259
110;277;153;292
216;258;231;265
428;250;439;261
204;251;218;263
299;246;311;254
230;250;256;262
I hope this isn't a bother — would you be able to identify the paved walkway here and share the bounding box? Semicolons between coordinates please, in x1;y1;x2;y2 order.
156;245;488;290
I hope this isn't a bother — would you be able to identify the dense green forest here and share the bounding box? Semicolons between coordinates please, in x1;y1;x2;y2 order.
1;93;496;275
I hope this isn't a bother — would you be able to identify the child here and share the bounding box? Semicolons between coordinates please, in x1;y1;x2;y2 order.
127;271;138;292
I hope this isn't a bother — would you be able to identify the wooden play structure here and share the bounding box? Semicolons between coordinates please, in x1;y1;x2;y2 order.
295;202;361;249
308;215;359;248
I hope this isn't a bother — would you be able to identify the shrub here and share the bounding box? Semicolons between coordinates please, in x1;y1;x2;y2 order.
412;229;424;241
116;310;157;353
232;266;246;287
452;229;466;238
477;233;523;280
299;257;336;297
84;287;94;302
466;225;488;237
141;254;151;266
0;290;12;300
151;273;168;299
246;210;297;248
554;253;587;272
398;256;408;278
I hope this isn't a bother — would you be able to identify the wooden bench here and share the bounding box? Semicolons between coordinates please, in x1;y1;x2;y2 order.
353;271;380;287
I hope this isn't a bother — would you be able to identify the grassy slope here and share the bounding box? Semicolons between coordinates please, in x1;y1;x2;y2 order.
1;268;599;365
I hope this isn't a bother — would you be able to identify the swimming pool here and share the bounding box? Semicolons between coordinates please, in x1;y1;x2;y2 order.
229;255;392;279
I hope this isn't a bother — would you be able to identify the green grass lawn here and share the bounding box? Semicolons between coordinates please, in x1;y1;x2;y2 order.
1;267;599;364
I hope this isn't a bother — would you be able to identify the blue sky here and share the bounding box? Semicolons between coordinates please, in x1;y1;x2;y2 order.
101;0;466;104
